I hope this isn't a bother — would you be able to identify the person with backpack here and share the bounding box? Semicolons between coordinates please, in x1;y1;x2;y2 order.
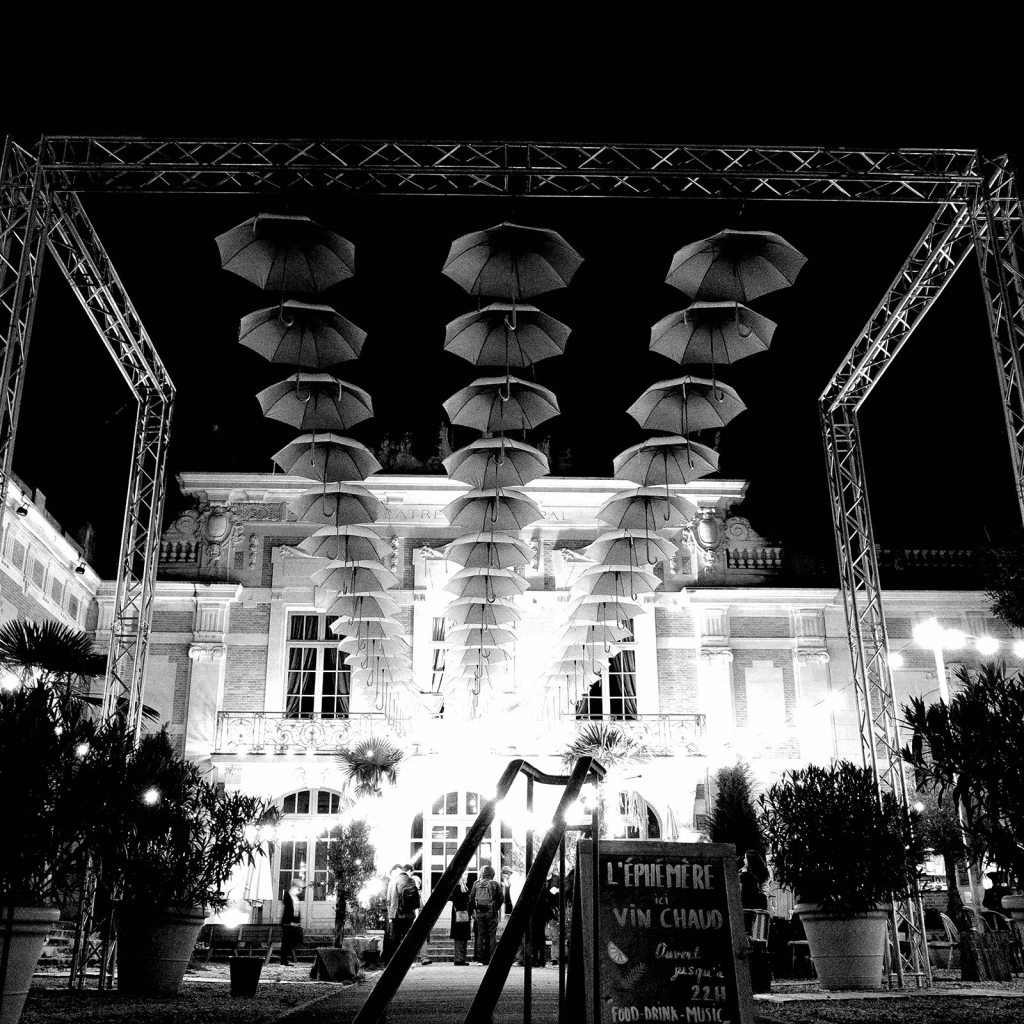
389;870;420;952
468;865;502;965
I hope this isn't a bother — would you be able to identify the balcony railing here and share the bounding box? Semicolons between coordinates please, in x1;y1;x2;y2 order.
214;711;403;756
557;714;706;756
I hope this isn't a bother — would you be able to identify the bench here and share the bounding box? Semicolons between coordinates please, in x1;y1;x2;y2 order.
199;924;284;964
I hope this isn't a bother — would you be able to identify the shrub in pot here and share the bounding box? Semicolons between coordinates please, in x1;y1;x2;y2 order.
759;760;924;990
82;727;277;995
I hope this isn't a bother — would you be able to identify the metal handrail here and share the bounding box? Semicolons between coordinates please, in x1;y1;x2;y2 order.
351;757;605;1024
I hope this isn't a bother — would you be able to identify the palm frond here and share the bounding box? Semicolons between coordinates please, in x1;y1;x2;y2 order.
336;738;404;798
561;722;652;769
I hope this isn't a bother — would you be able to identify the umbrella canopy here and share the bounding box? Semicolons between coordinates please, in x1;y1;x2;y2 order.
626;376;745;436
583;530;679;566
442;488;542;532
329;618;404;639
442;222;583;300
565;595;645;622
300;525;392;561
444;599;522;627
216;213;355;293
311;561;399;593
450;646;514;666
273;434;381;483
443;376;559;433
444;302;570;368
257;374;374;432
446;625;518;647
289;483;384;526
443;438;549;489
337;637;410;658
560;622;633;645
572;565;661;597
443;531;532;569
442;566;530;600
650;302;775;365
613;436;719;486
325;593;400;619
597;488;697;530
665;229;806;303
240;300;365;367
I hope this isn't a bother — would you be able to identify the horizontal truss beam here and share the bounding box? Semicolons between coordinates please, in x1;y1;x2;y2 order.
37;138;982;200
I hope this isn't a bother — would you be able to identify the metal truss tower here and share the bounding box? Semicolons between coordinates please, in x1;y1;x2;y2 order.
2;137;1023;990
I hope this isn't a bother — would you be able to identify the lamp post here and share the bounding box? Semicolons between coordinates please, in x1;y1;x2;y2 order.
912;617;986;929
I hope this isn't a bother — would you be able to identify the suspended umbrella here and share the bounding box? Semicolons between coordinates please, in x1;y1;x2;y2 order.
572;565;661;598
443;438;549;489
240;300;366;367
442;566;529;601
613;436;718;486
650;302;775;365
442;488;542;532
257;374;374;432
324;592;399;619
300;525;391;562
444;599;522;627
583;529;678;566
329;618;404;639
289;483;384;526
442;221;584;300
665;229;806;303
274;434;381;483
446;625;518;647
565;595;645;623
444;531;532;569
626;377;745;436
560;622;633;645
337;637;410;658
443;376;559;433
450;646;514;666
311;561;399;593
216;213;355;293
597;488;697;530
445;302;570;368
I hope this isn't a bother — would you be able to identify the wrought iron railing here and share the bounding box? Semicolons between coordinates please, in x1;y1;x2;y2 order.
214;709;403;755
557;713;706;755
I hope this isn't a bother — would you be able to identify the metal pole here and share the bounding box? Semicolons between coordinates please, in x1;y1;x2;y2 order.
592;789;602;1024
525;775;534;1024
558;836;566;1018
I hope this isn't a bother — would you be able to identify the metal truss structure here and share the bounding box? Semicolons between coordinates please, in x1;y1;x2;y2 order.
3;137;1023;991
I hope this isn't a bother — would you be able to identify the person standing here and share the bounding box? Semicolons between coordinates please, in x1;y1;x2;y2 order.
280;884;301;966
381;864;403;965
450;872;472;965
389;870;418;953
469;865;502;965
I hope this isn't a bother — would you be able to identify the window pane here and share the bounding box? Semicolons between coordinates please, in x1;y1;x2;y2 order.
446;791;458;815
431;794;444;815
317;790;332;814
411;813;423;839
466;792;479;816
296;790;310;815
289;614;319;641
283;794;296;814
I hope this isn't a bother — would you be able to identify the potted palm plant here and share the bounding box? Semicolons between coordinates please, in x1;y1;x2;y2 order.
759;760;924;990
82;727;277;996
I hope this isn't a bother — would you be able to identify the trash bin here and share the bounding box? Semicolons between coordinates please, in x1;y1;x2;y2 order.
749;939;772;993
229;956;264;997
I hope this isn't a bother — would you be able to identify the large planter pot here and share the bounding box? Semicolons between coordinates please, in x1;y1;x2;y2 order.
1003;895;1024;946
0;907;60;1024
229;956;263;998
114;904;207;996
794;902;888;991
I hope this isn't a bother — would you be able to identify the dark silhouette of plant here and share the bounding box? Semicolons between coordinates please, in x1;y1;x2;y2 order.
901;662;1024;890
912;788;966;920
326;818;377;945
759;760;924;915
706;761;764;858
982;545;1024;630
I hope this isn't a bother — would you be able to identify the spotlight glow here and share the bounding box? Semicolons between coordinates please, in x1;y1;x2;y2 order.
888;651;905;670
1015;640;1024;659
943;629;966;650
913;618;944;649
75;742;90;757
976;637;999;657
142;787;161;806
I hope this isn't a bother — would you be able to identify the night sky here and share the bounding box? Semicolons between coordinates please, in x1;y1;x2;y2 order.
6;56;1022;578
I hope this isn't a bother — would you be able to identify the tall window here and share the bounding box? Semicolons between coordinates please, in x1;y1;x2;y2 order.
286;613;350;718
575;621;637;720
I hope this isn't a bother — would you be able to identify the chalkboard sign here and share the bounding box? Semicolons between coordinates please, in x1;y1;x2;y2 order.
572;841;753;1024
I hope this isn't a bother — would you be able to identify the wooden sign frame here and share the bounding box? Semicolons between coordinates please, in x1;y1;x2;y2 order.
569;841;753;1024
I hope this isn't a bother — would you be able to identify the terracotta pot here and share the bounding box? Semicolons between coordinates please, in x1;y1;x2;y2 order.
0;907;60;1024
114;904;207;996
793;902;888;990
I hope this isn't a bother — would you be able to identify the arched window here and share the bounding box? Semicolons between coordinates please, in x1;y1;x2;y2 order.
276;788;347;911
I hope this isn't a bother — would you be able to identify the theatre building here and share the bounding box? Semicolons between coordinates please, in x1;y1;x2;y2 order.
82;470;1005;937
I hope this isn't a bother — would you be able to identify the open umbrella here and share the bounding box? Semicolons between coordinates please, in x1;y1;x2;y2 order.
442;566;529;601
444;599;522;627
216;213;355;293
311;561;399;593
444;531;532;569
572;565;661;598
565;595;645;623
613;436;718;486
274;434;381;483
449;646;514;666
665;229;806;303
446;625;518;647
240;300;365;367
597;488;697;530
650;302;775;365
443;376;559;433
325;593;400;619
442;488;542;532
444;302;570;367
443;438;549;489
560;622;633;645
442;222;583;300
337;637;410;658
257;374;374;432
583;529;678;567
289;483;384;526
626;377;745;436
329;618;404;639
300;525;392;561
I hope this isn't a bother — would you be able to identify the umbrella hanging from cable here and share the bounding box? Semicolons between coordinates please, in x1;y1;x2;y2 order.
650;301;775;365
216;213;356;293
289;482;384;526
613;436;718;487
444;599;522;627
240;300;366;367
626;376;745;436
446;624;518;648
583;529;679;567
329;618;404;640
299;525;391;561
274;434;381;483
444;302;570;368
257;374;374;432
443;438;549;490
443;531;532;569
565;595;646;624
597;488;697;530
443;376;560;433
442;566;530;601
311;561;399;593
442;488;543;533
324;592;400;619
572;565;661;599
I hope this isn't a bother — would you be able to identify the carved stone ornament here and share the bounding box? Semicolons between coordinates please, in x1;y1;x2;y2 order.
231;502;283;522
700;646;734;664
796;649;830;665
189;642;226;662
529;536;540;572
686;510;727;570
390;535;401;571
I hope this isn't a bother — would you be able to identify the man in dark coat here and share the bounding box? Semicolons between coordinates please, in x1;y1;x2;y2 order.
280;884;301;965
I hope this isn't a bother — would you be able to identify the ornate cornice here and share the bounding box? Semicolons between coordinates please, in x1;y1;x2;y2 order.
189;642;226;662
700;647;734;664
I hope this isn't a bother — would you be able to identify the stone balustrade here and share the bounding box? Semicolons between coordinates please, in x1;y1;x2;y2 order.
726;546;783;571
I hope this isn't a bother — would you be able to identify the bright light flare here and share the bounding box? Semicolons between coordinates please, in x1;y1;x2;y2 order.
1015;640;1024;659
75;742;90;757
142;787;161;806
943;629;966;650
976;637;999;657
0;672;20;692
887;651;905;670
357;877;383;908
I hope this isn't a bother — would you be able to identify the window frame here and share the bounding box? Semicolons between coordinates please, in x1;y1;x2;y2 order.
284;612;351;719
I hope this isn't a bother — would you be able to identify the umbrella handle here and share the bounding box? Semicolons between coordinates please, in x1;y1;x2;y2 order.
499;372;511;402
295;370;312;404
734;301;751;339
279;297;294;327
